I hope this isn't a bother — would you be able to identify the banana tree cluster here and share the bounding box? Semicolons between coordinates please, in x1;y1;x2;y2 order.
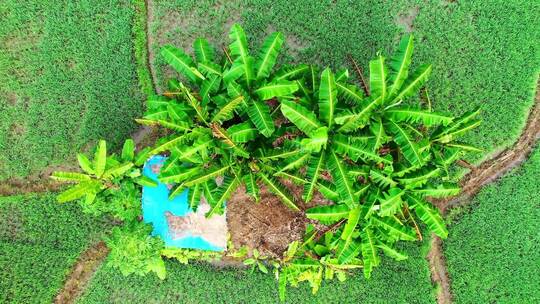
273;34;481;280
51;24;481;297
136;24;313;216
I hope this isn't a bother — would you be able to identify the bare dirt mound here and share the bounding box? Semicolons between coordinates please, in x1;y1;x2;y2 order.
54;242;110;304
435;80;540;213
227;182;330;259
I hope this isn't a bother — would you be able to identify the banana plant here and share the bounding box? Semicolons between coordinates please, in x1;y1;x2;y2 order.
138;24;311;215
51;139;157;221
273;34;481;279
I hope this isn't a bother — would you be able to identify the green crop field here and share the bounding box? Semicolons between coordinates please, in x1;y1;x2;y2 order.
0;194;111;303
0;0;143;180
444;145;540;303
0;0;539;303
79;241;435;304
149;0;539;164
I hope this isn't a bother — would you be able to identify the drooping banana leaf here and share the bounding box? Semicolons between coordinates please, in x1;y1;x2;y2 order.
407;194;448;238
388;64;432;105
385;107;453;126
254;80;298;100
387;34;414;99
360;226;379;279
327;149;357;208
371;216;417;241
378;188;405;217
306;204;350;222
193;38;215;63
247;100;275;137
303;153;326;202
274;64;310;81
412;183;460;198
377;241;408;261
227;122;258;143
300;127;328;153
369;55;387;101
333;134;391;164
318;68;337;127
184;165;230;187
335;96;383;132
94;140;107;178
387;120;425;166
161;45;204;83
258;173;299;211
336;82;364;106
255;32;284;80
280;99;322;135
206;176;239;218
211;96;245;123
243;172;260;202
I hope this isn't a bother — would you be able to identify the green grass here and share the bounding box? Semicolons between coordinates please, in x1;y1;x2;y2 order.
149;0;539;163
79;241;435;304
444;145;540;303
0;194;111;303
0;0;143;180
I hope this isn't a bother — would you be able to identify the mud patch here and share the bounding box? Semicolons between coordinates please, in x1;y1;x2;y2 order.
227;181;330;259
396;7;419;33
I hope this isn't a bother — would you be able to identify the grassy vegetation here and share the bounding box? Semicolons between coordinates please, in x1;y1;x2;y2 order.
444;145;540;303
149;0;539;163
0;194;111;303
0;0;143;180
80;241;435;303
133;0;154;96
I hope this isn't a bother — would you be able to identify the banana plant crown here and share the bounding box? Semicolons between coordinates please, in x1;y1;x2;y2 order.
137;24;317;216
273;34;481;281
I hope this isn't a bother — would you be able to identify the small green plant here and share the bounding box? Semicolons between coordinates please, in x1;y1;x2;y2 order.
51;139;156;221
105;221;166;279
161;247;222;264
243;249;269;274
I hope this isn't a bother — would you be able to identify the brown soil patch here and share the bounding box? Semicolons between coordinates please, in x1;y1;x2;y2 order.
396;7;420;33
427;236;452;304
54;241;110;304
434;80;540;214
227;181;330;259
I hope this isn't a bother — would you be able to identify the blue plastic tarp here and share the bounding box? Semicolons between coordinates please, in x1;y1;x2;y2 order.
141;156;226;251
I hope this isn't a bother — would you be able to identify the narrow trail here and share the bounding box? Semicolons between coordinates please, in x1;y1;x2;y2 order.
428;79;540;304
435;82;540;214
54;242;109;304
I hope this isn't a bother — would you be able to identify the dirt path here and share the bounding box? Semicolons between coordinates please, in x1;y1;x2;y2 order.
435;81;540;214
427;236;453;304
428;79;540;304
54;242;110;304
